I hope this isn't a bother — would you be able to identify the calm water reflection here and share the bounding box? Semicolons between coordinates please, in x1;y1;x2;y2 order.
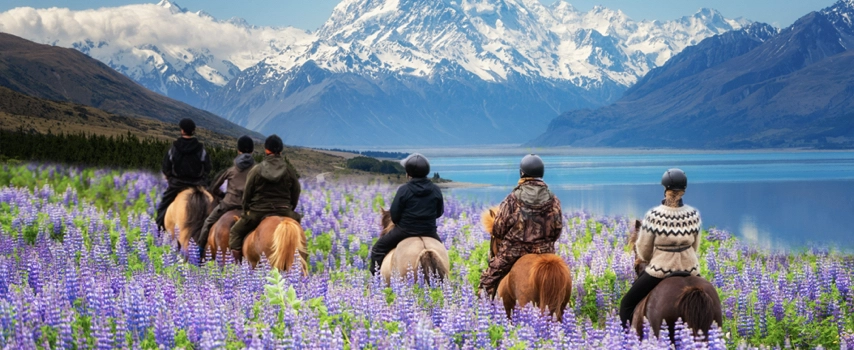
428;151;854;251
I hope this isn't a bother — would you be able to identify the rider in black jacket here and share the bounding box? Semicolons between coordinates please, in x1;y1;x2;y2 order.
369;153;444;274
155;119;212;231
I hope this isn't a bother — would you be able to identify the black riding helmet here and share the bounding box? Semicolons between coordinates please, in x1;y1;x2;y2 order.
661;168;688;190
520;154;544;178
401;153;430;178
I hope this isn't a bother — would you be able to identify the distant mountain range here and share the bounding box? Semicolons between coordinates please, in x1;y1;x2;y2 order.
0;0;748;146
0;33;262;140
529;0;854;149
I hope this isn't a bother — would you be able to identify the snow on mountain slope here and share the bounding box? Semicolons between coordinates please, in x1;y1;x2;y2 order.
0;0;314;107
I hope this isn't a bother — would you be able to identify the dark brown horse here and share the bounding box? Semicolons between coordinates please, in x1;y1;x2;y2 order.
627;219;723;340
379;209;450;285
481;207;572;321
206;209;241;263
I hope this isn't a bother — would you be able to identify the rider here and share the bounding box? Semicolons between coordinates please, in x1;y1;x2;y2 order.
619;168;702;328
156;118;212;231
369;153;444;275
197;135;256;258
229;134;301;262
478;154;563;298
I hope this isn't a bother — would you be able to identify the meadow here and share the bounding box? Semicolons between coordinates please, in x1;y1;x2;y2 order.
0;162;852;349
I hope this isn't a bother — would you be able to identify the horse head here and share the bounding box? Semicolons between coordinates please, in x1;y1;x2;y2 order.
380;209;394;236
627;219;647;276
480;206;501;259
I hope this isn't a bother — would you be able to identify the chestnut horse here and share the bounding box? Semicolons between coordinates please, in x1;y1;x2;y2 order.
240;216;308;274
627;219;723;340
481;207;572;321
379;209;449;285
205;209;241;262
164;187;214;254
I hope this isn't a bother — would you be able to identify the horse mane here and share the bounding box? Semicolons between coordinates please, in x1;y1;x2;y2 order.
627;219;646;276
480;206;499;235
181;187;212;248
268;217;308;275
380;209;394;236
677;285;716;338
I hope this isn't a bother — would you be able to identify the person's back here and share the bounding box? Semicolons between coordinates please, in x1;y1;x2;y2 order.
198;136;255;257
369;153;444;274
229;135;301;262
243;153;300;214
479;154;563;297
156;118;211;230
619;168;702;329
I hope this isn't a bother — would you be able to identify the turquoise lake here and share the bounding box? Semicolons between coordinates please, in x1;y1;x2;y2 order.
425;150;854;251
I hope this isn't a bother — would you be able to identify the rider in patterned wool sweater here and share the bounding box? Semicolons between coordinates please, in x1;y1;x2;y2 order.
478;154;564;298
619;168;703;328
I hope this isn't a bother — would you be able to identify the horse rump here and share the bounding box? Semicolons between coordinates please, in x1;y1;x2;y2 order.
677;285;716;338
183;187;212;246
417;250;446;284
530;254;571;320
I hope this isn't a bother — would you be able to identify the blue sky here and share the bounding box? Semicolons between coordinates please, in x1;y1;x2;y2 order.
0;0;834;30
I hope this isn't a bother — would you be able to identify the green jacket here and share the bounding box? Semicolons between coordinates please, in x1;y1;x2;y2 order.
242;154;301;214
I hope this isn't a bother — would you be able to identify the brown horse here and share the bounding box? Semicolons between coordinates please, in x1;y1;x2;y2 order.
205;209;241;262
379;209;450;285
481;207;572;321
164;187;214;254
627;219;723;340
242;215;308;275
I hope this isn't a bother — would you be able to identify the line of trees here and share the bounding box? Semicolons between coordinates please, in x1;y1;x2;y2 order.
345;156;404;174
0;129;238;175
317;148;407;160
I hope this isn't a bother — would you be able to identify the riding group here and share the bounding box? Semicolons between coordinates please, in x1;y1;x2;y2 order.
155;119;722;340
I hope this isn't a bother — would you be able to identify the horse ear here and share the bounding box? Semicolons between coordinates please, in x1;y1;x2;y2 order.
489;209;495;217
634;219;642;231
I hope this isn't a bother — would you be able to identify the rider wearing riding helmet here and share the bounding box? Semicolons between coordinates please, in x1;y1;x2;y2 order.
478;154;563;298
619;168;702;328
369;153;444;275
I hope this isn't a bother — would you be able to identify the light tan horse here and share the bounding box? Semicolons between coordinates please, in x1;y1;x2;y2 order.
242;215;308;275
481;206;573;321
164;187;214;254
379;209;450;285
206;209;241;262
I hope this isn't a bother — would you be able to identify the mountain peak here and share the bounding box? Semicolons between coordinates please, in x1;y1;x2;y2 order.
157;0;186;14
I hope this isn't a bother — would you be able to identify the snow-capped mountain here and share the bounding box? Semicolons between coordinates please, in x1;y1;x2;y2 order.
0;0;749;145
0;0;314;108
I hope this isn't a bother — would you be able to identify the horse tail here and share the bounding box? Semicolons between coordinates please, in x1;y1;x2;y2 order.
530;255;571;319
182;187;211;247
268;218;305;273
417;250;446;284
677;286;716;337
480;206;499;234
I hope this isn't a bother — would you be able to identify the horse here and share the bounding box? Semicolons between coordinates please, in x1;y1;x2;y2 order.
627;219;723;341
242;215;308;275
378;209;450;285
164;187;214;254
206;209;241;263
481;207;572;321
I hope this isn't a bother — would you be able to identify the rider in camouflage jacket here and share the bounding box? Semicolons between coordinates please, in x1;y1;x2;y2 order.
478;155;564;298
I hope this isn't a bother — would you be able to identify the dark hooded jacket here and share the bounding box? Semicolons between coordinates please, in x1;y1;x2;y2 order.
390;177;444;234
210;153;255;209
161;137;211;184
242;154;300;213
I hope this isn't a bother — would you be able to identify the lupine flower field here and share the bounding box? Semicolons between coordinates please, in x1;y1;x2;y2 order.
1;163;853;349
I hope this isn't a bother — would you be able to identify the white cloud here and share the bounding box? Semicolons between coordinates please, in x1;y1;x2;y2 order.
0;4;314;71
